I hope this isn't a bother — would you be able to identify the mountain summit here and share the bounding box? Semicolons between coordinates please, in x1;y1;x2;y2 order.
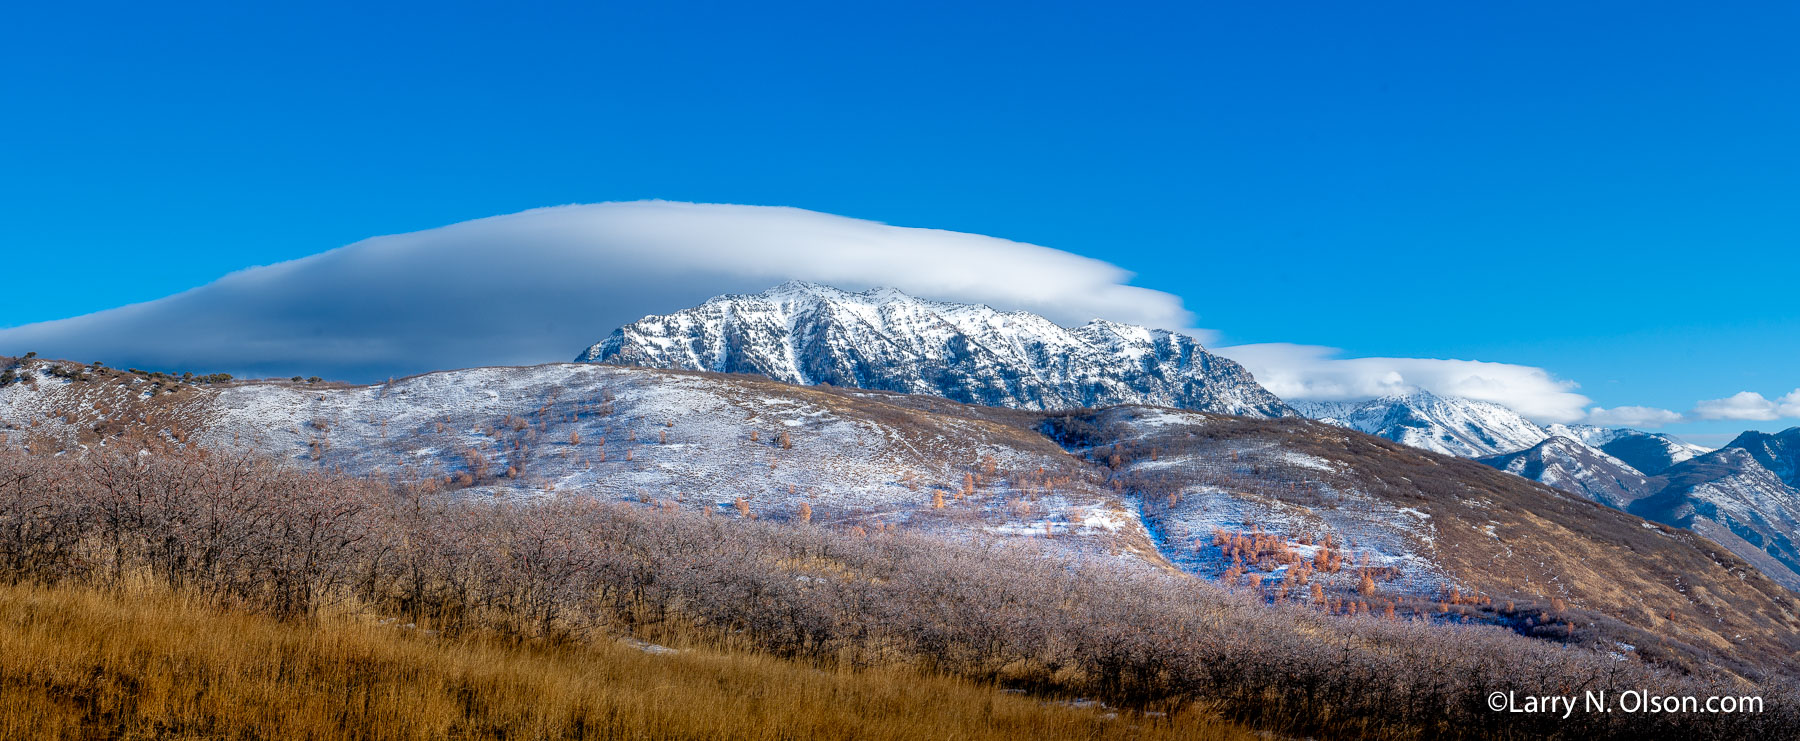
1541;423;1710;476
1290;390;1549;458
576;281;1293;417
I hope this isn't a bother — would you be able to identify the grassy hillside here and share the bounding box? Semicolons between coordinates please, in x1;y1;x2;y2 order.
0;580;1248;740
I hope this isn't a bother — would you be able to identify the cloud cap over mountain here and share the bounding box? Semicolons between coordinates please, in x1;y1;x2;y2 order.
1216;342;1593;424
0;202;1192;381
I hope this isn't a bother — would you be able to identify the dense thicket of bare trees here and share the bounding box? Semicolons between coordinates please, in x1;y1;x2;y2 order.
0;444;1793;739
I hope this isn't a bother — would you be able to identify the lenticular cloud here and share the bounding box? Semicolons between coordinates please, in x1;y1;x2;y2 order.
1214;342;1594;424
0;201;1192;381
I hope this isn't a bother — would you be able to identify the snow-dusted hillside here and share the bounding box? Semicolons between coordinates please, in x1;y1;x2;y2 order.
1639;437;1800;590
1030;404;1800;664
0;360;1145;556
194;363;1167;557
1290;391;1549;458
1060;407;1456;596
1477;436;1652;510
576;282;1293;418
1467;424;1800;591
1544;424;1710;476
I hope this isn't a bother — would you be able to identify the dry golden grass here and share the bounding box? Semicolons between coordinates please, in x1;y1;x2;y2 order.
0;581;1253;741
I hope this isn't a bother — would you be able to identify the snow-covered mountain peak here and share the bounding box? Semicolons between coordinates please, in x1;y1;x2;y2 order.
1293;392;1714;471
1724;426;1800;488
1544;423;1711;476
576;283;1293;417
1380;388;1445;404
1291;391;1548;458
1074;318;1162;344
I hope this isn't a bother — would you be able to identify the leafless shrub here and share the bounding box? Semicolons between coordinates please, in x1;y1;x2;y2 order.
0;442;1793;739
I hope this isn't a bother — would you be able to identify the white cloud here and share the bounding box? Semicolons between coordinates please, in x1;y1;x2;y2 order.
1215;342;1591;423
1583;406;1684;428
0;202;1191;381
1689;390;1800;421
1690;391;1781;421
1781;389;1800;418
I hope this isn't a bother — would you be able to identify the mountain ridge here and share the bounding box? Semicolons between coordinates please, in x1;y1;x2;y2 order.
1546;423;1711;475
1478;435;1653;510
1290;391;1800;590
577;281;1294;418
1463;421;1800;591
1289;390;1549;458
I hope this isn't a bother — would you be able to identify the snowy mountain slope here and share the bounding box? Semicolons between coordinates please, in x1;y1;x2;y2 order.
199;364;1165;557
1290;390;1549;458
1292;393;1711;472
1637;442;1800;590
1723;428;1800;489
1053;407;1456;597
0;362;210;451
1277;388;1800;593
1544;424;1710;476
576;282;1294;418
1470;422;1800;592
1035;406;1800;669
1476;436;1653;510
3;359;1140;556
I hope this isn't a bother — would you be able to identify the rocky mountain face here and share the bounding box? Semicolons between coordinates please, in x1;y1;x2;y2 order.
1290;391;1549;458
576;282;1294;418
1723;428;1800;489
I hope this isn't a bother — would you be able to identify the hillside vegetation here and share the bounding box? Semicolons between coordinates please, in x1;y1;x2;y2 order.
0;443;1794;739
5;358;1800;678
1;580;1247;740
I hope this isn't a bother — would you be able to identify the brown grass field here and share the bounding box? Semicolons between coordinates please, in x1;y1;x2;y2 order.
0;580;1253;740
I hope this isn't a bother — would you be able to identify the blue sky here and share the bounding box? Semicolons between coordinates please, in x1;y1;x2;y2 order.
2;1;1795;444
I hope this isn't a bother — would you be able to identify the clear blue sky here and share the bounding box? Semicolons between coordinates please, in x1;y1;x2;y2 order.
2;1;1795;443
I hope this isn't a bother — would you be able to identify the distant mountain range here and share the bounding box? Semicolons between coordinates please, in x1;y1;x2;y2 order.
1540;423;1710;476
1624;429;1800;589
1272;385;1800;590
577;281;1294;418
1286;391;1710;467
1480;436;1652;510
1450;424;1800;590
